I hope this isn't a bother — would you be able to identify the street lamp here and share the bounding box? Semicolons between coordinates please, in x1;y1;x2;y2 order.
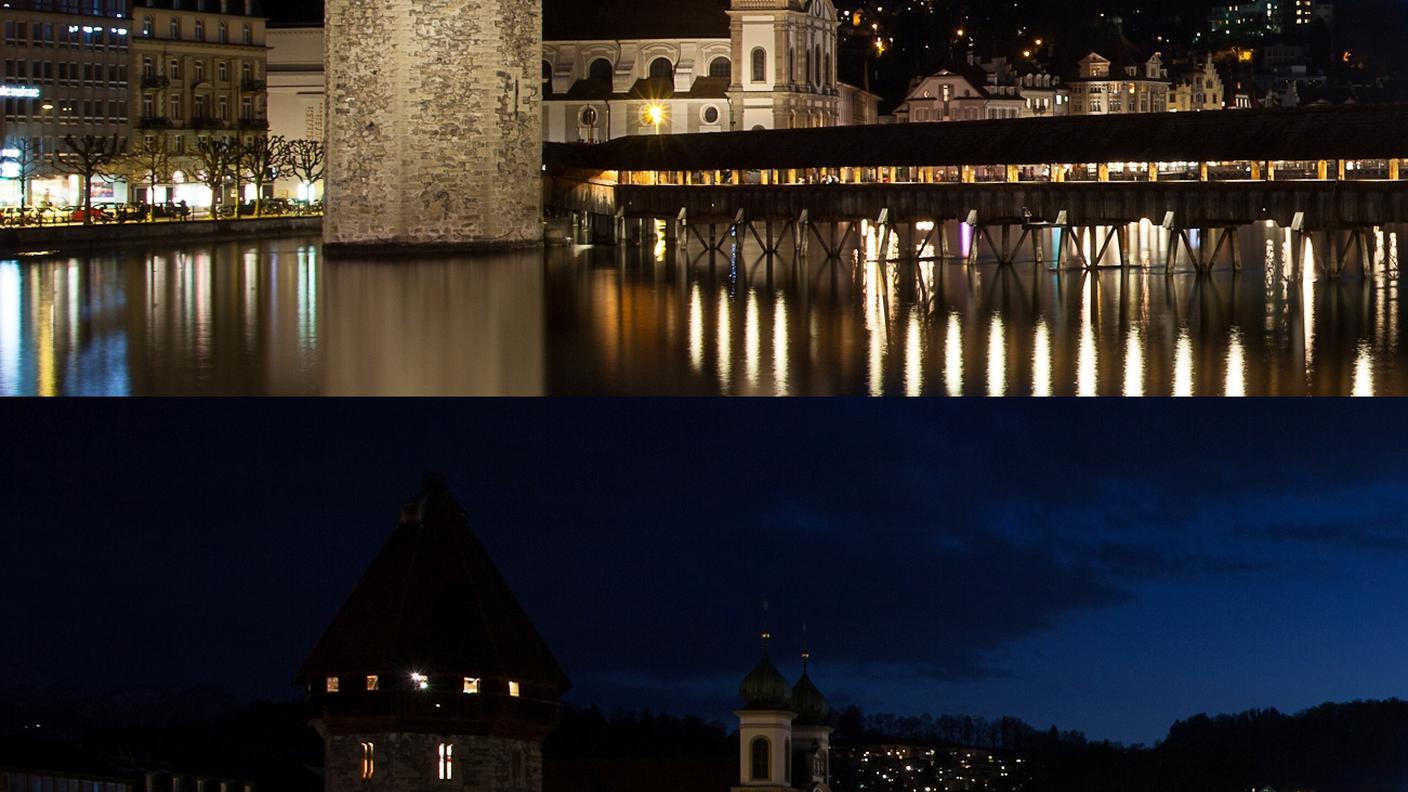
645;104;665;135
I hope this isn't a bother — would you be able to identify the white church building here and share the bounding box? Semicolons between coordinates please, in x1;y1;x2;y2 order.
542;0;859;142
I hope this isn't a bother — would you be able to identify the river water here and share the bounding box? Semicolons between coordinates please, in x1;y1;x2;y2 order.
1;222;1403;395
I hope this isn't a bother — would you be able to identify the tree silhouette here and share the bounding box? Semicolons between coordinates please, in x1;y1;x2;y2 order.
284;139;325;205
5;137;46;211
51;134;127;224
193;136;242;218
122;134;172;219
239;135;290;217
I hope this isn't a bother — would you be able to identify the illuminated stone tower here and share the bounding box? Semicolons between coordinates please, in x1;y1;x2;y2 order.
323;0;543;251
299;479;569;792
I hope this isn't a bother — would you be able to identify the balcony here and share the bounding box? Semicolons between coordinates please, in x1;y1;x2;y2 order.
140;74;169;89
237;116;269;131
138;116;172;129
192;116;228;130
240;78;266;91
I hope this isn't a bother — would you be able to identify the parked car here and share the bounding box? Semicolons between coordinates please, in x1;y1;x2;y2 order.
70;206;111;223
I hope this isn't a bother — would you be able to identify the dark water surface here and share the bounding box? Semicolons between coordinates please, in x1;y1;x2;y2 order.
1;223;1404;395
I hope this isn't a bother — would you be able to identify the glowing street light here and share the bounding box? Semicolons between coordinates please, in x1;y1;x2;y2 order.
645;104;665;135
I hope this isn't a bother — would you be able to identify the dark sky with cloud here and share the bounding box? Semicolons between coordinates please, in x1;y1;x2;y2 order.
5;401;1408;745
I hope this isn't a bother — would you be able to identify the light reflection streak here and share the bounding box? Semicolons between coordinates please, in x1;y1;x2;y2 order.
688;284;703;373
716;290;731;392
987;313;1007;396
1077;275;1096;397
1124;327;1144;397
1173;327;1194;396
944;311;963;396
1301;239;1316;380
773;293;789;395
1225;327;1246;397
1032;320;1051;396
0;262;19;394
745;290;760;388
905;307;922;396
1353;340;1375;396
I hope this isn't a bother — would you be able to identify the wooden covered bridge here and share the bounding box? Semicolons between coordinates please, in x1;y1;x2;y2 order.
544;104;1408;272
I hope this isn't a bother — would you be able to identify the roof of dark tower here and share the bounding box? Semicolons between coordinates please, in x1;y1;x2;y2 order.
298;479;569;694
543;0;731;42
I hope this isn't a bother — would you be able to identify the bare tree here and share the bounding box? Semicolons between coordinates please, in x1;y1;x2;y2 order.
51;134;127;224
284;138;326;206
6;137;46;211
239;134;290;217
193;136;242;218
122;133;172;219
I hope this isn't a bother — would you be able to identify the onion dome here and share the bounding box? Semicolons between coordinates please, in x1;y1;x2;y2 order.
791;652;830;725
739;635;793;710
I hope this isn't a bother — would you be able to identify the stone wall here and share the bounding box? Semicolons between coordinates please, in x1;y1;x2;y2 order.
324;0;543;250
327;733;543;792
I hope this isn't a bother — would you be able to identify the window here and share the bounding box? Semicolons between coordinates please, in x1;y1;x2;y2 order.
325;676;339;693
708;57;731;79
218;61;227;82
541;60;552;91
750;737;769;780
437;744;453;781
703;105;720;124
647;57;673;80
411;672;429;689
142;17;153;36
511;748;526;786
242;25;252;45
785;739;791;783
218;22;228;43
366;675;379;691
508;680;520;697
751;48;766;82
194;60;204;82
194;20;204;41
463;676;480;694
360;743;375;780
588;58;612;82
169;18;181;40
813;45;822;86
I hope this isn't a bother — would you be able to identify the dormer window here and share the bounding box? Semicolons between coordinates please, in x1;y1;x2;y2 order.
508;680;521;697
366;674;379;691
326;676;339;693
463;677;480;694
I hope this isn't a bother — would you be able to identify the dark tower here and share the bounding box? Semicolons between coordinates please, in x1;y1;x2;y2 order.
298;480;569;792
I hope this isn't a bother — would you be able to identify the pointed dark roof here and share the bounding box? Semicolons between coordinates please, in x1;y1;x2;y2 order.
298;479;569;694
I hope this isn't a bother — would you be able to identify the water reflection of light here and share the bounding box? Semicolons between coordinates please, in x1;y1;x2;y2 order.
0;262;20;394
944;311;963;396
1225;327;1246;397
1124;327;1144;396
773;293;789;395
905;307;922;397
1077;275;1097;397
1032;320;1052;397
1301;240;1316;379
745;290;760;388
1174;327;1194;396
865;262;885;396
959;222;973;261
716;290;731;392
1352;340;1375;396
688;284;703;374
987;313;1007;396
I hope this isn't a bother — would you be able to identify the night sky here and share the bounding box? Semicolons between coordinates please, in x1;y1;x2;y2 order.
6;401;1408;746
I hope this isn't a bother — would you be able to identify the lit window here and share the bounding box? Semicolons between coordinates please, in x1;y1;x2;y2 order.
411;672;429;689
360;742;375;779
438;743;454;780
366;675;379;691
463;677;480;694
508;680;520;697
326;676;339;693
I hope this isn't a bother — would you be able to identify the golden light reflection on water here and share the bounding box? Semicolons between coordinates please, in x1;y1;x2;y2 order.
5;224;1408;395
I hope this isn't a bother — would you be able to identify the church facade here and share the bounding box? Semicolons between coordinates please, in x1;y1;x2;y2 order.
541;0;846;143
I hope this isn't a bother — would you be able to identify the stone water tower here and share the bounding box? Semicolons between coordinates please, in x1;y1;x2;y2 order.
298;479;569;792
323;0;543;251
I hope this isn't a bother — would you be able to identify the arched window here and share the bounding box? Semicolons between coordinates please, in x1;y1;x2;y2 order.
814;45;823;86
750;737;770;781
360;742;375;780
785;738;792;783
588;58;613;82
709;57;732;79
438;743;454;781
751;48;767;82
648;57;674;80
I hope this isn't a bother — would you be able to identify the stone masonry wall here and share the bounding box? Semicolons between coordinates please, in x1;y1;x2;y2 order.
324;0;543;249
326;733;543;792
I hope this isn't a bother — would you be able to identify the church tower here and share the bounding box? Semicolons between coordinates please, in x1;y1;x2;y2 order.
734;633;796;792
298;479;569;792
726;0;840;131
789;651;832;792
323;0;543;251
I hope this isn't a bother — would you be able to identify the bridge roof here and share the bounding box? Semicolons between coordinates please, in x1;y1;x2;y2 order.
545;104;1408;171
544;0;731;41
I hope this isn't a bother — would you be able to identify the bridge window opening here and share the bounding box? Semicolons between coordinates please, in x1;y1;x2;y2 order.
463;677;480;694
360;743;375;780
648;57;674;81
325;676;339;693
751;48;767;83
366;674;378;691
508;680;521;697
708;57;731;80
438;743;453;781
588;58;613;82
